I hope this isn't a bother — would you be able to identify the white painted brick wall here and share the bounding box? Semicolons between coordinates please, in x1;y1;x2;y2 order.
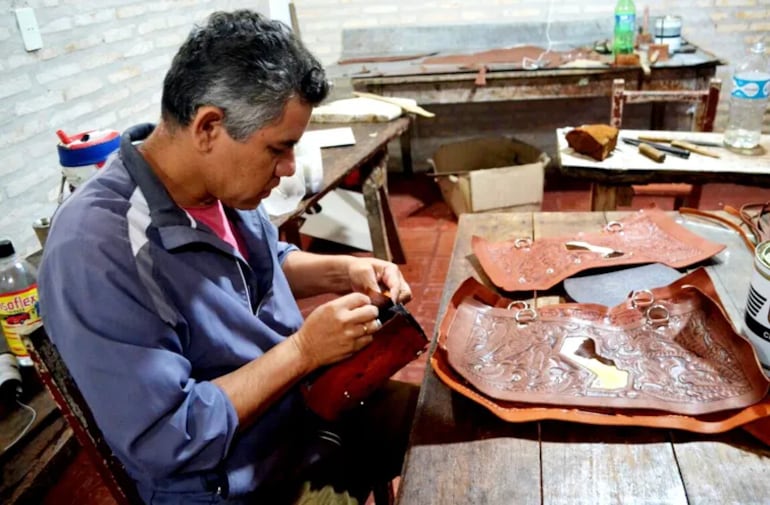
0;0;268;256
0;0;768;255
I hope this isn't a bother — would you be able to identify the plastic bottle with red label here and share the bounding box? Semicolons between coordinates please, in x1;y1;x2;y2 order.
0;240;40;366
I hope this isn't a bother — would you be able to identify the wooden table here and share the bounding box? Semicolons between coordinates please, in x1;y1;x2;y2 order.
556;129;770;211
332;36;722;126
272;117;411;263
398;211;770;505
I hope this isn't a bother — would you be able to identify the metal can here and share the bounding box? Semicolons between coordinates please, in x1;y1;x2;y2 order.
745;240;770;370
32;216;50;249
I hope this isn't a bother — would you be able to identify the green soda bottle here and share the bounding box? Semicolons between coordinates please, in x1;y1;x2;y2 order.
613;0;636;56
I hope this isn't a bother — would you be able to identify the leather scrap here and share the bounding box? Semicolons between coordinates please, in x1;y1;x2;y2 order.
423;46;565;68
473;208;725;291
302;304;428;421
432;271;770;433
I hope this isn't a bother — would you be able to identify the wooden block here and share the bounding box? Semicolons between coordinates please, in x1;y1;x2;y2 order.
648;44;669;62
614;53;640;66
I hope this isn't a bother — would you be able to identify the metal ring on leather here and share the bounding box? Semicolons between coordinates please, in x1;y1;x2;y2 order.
507;300;530;311
645;304;670;327
514;237;533;249
605;221;624;233
631;289;655;309
514;307;538;324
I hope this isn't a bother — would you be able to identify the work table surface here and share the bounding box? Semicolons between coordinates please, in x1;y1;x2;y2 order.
397;210;770;505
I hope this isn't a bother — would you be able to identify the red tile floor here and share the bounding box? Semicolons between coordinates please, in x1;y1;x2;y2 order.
41;175;768;504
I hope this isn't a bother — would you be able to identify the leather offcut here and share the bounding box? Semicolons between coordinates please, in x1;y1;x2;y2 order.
473;208;725;291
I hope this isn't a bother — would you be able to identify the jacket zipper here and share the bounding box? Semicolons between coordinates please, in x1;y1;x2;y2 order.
235;259;253;312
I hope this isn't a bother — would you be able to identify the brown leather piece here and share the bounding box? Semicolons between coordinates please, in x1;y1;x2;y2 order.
423;46;565;68
473;208;725;291
432;271;770;433
302;305;428;421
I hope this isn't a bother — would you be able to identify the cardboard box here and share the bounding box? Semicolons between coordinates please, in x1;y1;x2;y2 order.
431;137;549;217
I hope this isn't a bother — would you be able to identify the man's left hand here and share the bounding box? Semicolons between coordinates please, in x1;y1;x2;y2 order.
347;257;412;305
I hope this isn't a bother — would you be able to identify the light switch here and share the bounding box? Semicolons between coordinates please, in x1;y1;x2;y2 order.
15;8;43;52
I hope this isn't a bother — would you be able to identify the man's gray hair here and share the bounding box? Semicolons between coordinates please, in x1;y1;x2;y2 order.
161;10;329;141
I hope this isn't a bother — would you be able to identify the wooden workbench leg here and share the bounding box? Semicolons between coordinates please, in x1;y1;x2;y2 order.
399;114;414;176
362;149;407;264
590;184;619;211
678;184;703;209
279;219;302;248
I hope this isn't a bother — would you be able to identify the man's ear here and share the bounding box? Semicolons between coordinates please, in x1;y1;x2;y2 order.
190;106;226;153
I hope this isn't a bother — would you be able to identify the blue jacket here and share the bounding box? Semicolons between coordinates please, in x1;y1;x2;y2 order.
39;124;306;503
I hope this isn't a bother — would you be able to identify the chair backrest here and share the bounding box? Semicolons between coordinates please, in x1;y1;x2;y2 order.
610;78;722;132
23;325;143;505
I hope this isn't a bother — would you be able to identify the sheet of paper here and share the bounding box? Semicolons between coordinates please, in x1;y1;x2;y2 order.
299;188;372;252
302;127;356;148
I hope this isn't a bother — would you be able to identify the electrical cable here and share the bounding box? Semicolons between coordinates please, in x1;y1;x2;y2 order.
3;398;37;452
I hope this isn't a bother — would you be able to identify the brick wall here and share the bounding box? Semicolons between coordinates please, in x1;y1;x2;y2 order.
1;0;768;254
0;0;267;256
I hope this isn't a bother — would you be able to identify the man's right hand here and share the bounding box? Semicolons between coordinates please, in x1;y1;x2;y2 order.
291;292;381;371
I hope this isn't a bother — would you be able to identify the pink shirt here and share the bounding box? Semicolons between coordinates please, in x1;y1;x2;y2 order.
185;201;248;259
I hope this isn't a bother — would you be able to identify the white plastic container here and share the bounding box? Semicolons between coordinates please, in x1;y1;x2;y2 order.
653;16;682;53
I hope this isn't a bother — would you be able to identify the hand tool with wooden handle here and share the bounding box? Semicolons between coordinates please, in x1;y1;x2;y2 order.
670;139;721;158
638;143;666;162
622;137;689;158
637;135;723;147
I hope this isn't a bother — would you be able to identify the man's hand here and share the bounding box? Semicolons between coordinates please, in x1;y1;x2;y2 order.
347;257;412;305
291;292;382;371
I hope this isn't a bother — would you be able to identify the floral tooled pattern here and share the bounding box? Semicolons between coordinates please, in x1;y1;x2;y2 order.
451;292;756;412
476;211;720;291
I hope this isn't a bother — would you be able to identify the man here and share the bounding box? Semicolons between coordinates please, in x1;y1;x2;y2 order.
39;10;416;504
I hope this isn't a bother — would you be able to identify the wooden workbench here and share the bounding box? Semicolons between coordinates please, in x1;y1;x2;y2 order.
398;210;770;505
272;118;411;263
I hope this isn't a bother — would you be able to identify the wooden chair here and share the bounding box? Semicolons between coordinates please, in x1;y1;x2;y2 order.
23;325;143;505
609;77;722;209
23;325;395;505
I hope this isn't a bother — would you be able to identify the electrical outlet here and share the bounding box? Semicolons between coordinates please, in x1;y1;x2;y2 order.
15;7;43;52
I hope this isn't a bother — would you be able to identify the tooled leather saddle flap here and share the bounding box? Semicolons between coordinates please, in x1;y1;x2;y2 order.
432;269;770;433
472;209;725;292
302;303;428;421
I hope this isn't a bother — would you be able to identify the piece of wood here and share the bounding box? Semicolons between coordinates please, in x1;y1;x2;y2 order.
648;43;670;61
1;418;77;504
614;53;640;66
352;91;435;118
639;142;666;162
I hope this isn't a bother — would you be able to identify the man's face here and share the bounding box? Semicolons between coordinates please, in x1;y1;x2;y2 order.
206;96;312;209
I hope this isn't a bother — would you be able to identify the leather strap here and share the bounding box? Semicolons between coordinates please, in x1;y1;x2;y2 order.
679;206;757;252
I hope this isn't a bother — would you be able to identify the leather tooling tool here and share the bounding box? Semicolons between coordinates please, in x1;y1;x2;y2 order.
637;135;723;147
622;137;690;158
670;139;721;158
